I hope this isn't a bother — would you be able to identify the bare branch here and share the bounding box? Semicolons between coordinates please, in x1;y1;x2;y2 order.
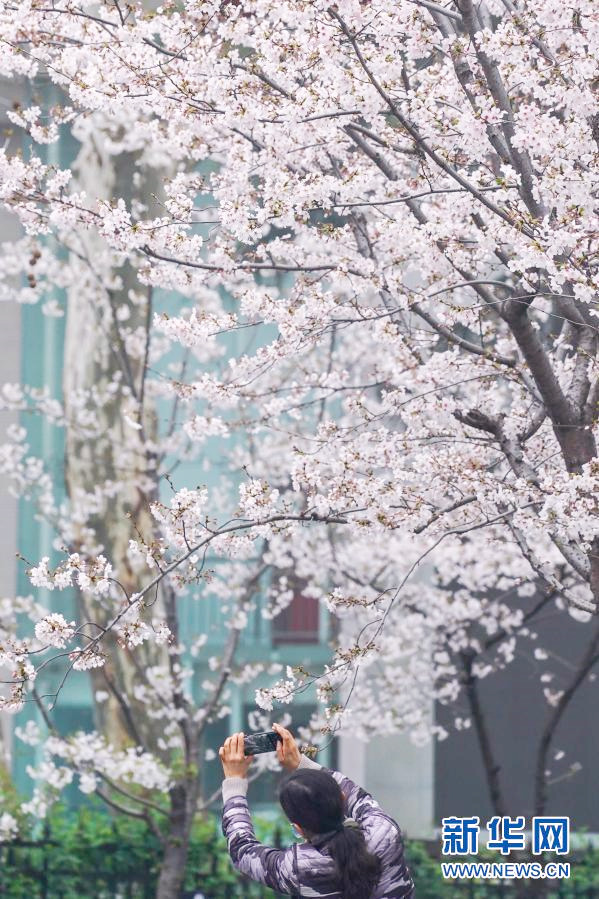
198;564;268;740
143;245;363;278
534;620;599;815
460;650;508;817
97;771;169;818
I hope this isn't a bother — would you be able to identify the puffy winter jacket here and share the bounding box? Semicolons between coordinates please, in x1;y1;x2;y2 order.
221;754;415;898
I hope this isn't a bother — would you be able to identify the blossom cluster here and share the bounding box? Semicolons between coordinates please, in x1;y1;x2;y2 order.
28;555;114;597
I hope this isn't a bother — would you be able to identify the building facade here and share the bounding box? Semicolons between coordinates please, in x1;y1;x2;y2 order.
0;81;435;838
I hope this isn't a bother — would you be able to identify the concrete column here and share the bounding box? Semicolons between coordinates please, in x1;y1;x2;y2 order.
0;77;26;772
0;206;22;770
339;731;435;839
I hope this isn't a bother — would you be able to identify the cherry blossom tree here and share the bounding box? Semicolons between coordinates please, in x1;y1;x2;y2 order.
0;0;599;893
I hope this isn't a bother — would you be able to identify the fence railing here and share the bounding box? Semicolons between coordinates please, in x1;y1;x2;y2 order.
4;828;599;898
411;839;599;899
450;885;599;899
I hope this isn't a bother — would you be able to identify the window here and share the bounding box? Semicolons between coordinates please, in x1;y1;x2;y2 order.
272;582;320;646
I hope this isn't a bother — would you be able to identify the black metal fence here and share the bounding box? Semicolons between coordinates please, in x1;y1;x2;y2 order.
3;829;599;898
453;885;599;899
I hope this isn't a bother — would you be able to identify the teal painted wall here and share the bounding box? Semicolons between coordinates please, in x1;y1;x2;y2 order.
12;114;334;799
13;112;92;793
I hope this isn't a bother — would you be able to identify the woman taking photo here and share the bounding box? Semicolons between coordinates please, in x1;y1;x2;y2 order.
219;723;415;898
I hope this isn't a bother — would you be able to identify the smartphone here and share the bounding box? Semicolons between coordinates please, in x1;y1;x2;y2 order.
244;731;282;756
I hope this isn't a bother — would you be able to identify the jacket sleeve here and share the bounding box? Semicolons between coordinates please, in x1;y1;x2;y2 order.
221;780;299;894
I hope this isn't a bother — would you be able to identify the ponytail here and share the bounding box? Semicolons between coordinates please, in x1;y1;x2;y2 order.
325;823;382;899
279;769;382;899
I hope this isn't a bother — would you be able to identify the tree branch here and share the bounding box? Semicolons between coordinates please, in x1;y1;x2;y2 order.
460;650;508;817
501;300;577;432
97;771;169;818
457;0;544;220
198;564;268;740
330;10;535;236
534;621;599;815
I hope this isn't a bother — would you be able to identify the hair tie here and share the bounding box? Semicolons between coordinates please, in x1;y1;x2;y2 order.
311;818;360;844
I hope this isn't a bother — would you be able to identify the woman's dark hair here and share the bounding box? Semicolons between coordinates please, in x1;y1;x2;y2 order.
279;769;381;899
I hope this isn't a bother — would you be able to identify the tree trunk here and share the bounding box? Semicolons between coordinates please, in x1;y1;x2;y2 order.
62;128;204;896
62;132;166;748
156;781;200;899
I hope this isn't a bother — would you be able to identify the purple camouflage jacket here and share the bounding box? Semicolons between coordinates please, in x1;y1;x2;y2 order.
221;754;415;898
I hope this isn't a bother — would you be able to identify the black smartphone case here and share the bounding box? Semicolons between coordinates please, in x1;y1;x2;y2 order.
243;731;282;755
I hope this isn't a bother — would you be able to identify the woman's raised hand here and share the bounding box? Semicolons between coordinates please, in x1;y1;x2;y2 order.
273;722;302;771
219;732;253;778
